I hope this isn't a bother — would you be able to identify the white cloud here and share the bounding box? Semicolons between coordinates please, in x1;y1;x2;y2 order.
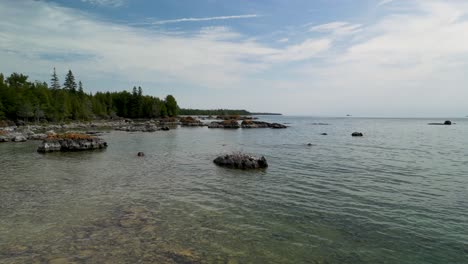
378;0;396;6
80;0;125;7
268;39;331;62
309;21;362;35
142;14;260;25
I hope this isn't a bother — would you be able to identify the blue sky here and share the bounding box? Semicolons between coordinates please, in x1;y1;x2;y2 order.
1;0;468;116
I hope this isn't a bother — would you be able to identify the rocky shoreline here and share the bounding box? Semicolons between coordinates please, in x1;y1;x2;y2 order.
0;116;289;144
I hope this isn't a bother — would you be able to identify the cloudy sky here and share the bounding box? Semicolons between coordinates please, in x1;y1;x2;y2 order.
1;0;468;117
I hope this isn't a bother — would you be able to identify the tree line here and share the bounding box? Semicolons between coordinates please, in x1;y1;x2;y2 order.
0;69;178;122
179;109;251;116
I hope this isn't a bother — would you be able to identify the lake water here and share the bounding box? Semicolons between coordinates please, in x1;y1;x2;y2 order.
0;117;467;263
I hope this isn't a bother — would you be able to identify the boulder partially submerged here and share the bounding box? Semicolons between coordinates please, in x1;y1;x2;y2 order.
213;153;268;169
37;133;108;153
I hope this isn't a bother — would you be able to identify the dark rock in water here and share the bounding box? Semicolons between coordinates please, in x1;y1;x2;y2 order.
37;137;108;153
137;152;145;157
213;153;268;169
241;120;270;128
269;123;287;129
307;143;313;146
428;121;453;125
0;136;9;142
321;133;328;135
352;132;363;137
160;126;170;131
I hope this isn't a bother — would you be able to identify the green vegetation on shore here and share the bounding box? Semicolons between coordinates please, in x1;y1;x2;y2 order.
179;109;251;116
0;70;178;122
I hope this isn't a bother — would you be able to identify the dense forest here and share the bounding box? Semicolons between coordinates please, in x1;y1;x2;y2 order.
0;69;178;122
179;109;251;116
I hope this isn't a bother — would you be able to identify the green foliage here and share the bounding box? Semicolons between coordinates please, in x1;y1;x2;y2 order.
0;70;179;122
165;95;178;117
64;70;77;93
50;67;60;90
179;109;251;116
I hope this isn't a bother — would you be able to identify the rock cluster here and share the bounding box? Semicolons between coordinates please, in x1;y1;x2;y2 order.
179;116;205;127
208;120;240;129
208;120;287;129
213;153;268;169
37;135;108;153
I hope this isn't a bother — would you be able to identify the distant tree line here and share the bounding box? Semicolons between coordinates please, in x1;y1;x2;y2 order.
0;69;178;122
179;109;251;116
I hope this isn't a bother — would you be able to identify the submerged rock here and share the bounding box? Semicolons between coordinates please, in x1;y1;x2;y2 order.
214;153;268;169
137;152;145;157
444;120;452;125
37;134;107;153
352;132;363;137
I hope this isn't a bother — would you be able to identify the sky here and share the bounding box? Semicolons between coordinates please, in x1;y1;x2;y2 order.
1;0;468;117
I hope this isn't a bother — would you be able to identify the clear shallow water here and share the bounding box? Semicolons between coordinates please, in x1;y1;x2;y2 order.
0;117;467;263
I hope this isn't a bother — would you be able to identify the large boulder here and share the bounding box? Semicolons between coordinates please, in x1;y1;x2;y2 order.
213;153;268;169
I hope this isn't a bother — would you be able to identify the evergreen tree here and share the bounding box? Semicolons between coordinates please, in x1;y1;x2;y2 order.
165;95;178;117
63;70;77;92
50;67;60;90
78;81;84;95
0;101;5;120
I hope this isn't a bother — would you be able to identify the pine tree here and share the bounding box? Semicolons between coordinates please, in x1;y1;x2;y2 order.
64;70;77;92
50;67;60;90
78;81;84;95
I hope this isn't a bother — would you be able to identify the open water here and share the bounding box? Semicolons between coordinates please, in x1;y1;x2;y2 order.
0;117;467;263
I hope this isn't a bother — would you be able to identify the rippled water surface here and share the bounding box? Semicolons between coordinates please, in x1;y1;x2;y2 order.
1;117;467;263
